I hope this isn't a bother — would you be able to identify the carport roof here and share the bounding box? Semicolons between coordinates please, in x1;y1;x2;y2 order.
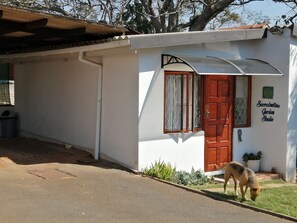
0;5;128;55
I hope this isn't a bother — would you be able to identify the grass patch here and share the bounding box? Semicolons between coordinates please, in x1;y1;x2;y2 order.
143;161;297;218
194;179;297;218
246;185;297;218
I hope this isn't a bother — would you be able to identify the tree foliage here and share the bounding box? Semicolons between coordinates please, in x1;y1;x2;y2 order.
0;0;294;33
272;0;297;25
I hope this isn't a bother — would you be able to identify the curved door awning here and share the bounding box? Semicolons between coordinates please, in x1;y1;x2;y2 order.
161;54;283;76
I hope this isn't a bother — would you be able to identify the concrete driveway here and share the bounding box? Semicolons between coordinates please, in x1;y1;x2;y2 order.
0;138;293;223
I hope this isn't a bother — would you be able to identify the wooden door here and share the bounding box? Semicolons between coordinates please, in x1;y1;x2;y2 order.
204;75;234;172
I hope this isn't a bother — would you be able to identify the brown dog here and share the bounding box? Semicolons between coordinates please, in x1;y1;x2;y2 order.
223;162;260;201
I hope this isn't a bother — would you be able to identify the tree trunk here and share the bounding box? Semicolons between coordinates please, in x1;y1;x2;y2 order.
189;0;235;31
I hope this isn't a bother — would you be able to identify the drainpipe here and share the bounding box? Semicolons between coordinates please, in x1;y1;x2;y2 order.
78;51;102;160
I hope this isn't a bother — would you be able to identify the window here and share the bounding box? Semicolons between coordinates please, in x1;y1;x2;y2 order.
0;63;14;106
234;76;251;127
164;71;202;133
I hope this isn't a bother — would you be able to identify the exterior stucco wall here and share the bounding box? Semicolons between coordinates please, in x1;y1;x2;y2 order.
288;40;297;181
138;48;204;171
14;58;98;151
138;42;259;172
138;35;293;180
243;31;292;181
100;52;139;170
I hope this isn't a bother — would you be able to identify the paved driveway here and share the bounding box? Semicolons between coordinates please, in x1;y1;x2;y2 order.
0;160;293;222
0;138;293;223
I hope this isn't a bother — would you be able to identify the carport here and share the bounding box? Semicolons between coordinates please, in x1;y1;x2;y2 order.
0;5;129;159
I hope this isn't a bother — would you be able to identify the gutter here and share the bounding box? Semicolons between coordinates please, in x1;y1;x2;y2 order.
128;29;266;49
78;51;103;160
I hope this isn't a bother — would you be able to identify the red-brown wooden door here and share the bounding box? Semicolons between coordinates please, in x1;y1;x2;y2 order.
204;75;234;172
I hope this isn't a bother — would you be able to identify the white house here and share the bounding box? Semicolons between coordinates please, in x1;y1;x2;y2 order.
0;6;296;181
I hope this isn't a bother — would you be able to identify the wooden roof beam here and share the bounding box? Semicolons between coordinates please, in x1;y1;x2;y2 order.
32;27;87;38
0;18;48;35
26;18;48;30
0;28;87;47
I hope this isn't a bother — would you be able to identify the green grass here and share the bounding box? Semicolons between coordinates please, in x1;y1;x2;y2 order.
249;185;297;218
192;179;297;218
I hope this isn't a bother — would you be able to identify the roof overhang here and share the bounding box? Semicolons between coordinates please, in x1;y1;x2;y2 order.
129;28;267;49
0;5;127;54
162;54;283;76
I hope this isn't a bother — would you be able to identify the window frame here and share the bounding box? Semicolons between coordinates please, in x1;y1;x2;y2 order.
0;63;14;106
163;71;203;134
233;76;252;128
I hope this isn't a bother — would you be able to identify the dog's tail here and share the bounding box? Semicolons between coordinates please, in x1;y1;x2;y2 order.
214;163;229;171
222;162;229;170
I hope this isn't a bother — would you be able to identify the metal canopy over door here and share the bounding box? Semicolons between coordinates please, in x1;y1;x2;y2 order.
161;54;283;76
204;75;234;172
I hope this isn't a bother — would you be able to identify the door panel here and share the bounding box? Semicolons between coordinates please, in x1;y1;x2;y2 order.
204;75;234;172
208;103;218;120
220;124;229;142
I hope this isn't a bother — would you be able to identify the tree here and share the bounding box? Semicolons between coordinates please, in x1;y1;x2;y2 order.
272;0;297;25
120;0;154;33
136;0;267;32
0;0;293;33
0;0;132;23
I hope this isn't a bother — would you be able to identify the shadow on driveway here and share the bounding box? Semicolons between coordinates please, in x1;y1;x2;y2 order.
0;137;131;172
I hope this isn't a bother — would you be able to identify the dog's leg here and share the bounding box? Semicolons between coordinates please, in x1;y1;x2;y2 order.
231;175;238;195
240;183;247;201
224;171;231;194
223;178;228;194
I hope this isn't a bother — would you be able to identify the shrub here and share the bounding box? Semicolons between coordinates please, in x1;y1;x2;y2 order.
143;160;209;186
242;151;262;162
142;160;176;181
172;168;209;186
172;171;191;185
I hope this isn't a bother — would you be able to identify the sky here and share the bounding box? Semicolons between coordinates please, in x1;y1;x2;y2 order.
242;0;296;25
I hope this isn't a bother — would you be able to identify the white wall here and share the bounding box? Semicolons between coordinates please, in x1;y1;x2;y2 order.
138;35;295;180
231;30;297;181
138;49;204;171
247;31;292;180
288;40;297;181
14;57;98;152
138;41;259;172
249;75;288;173
100;52;139;170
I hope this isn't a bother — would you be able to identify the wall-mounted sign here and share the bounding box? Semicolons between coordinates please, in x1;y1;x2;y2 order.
256;100;280;122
